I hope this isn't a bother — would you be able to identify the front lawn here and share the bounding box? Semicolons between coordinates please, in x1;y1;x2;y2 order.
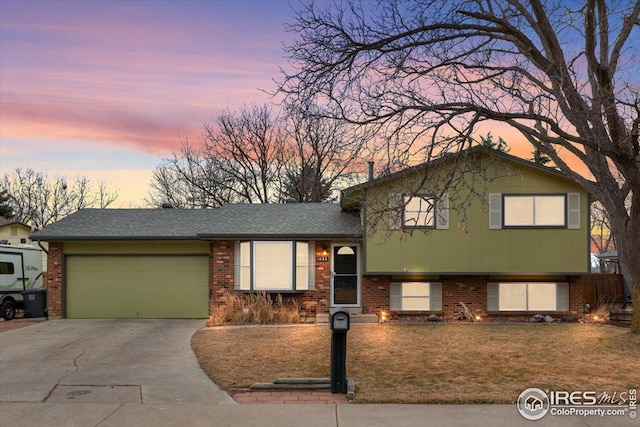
191;323;640;403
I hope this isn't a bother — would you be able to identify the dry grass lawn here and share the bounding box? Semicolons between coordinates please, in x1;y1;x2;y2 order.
191;323;640;403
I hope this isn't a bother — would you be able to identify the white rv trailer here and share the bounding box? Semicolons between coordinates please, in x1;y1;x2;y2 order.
0;244;44;320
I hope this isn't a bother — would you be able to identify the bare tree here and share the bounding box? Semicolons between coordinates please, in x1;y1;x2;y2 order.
279;0;640;332
2;169;118;229
282;103;368;202
147;104;284;206
148;102;367;206
146;140;239;208
204;104;286;203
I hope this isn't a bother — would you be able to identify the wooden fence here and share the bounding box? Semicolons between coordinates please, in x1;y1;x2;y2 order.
583;274;625;309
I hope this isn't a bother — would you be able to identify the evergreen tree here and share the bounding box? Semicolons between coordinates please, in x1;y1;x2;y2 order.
479;133;509;152
530;148;552;166
0;189;14;219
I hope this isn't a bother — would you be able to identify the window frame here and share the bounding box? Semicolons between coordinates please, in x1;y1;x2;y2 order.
489;282;569;312
253;241;293;291
0;261;15;275
502;194;567;228
402;194;436;229
390;282;442;311
235;240;315;292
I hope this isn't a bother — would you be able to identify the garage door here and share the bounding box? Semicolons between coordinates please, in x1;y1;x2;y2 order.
66;255;209;318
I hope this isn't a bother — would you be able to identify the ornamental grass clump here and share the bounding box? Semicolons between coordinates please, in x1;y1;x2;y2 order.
207;291;300;326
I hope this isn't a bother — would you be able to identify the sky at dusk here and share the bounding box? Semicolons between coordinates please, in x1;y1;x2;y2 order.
3;1;634;208
1;0;296;206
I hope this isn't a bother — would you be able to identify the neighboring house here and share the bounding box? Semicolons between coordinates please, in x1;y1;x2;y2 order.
33;147;589;320
0;217;48;271
0;217;31;245
596;251;620;274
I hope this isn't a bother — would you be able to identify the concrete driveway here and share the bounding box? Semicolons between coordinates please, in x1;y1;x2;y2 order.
0;319;235;405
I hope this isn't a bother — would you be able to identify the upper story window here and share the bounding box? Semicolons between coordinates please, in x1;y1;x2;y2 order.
503;194;566;227
388;192;449;230
489;193;580;229
403;195;435;228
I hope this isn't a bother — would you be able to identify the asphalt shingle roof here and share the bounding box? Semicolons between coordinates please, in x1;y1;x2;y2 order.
32;203;362;241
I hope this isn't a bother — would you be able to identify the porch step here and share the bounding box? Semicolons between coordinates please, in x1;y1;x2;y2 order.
351;313;379;324
315;312;379;324
250;382;331;390
316;313;329;324
250;378;331;390
249;377;356;400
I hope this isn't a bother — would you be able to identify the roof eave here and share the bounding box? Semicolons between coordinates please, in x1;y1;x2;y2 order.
34;233;364;242
197;233;363;240
32;235;202;242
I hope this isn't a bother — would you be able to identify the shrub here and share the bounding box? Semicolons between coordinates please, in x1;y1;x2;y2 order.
207;291;300;326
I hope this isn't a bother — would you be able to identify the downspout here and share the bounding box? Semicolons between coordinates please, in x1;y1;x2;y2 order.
37;240;49;254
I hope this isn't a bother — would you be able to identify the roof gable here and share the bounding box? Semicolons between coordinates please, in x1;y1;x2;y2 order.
0;217;31;230
341;146;585;209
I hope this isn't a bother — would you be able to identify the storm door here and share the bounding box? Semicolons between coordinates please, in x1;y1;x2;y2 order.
331;245;360;306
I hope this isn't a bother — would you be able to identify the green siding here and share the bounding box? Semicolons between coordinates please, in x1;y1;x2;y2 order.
365;155;589;274
66;253;209;319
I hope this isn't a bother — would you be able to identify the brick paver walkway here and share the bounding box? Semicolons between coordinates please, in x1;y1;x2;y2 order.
233;390;348;404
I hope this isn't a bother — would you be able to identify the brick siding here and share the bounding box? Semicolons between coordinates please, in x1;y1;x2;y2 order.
441;275;489;316
568;275;586;314
361;275;390;315
46;242;63;318
208;240;334;316
297;241;331;313
382;275;586;321
210;241;234;305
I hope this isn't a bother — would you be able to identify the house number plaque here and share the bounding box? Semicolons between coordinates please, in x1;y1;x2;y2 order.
316;256;329;262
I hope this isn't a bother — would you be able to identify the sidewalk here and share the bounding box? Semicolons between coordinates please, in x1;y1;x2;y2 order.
1;402;634;427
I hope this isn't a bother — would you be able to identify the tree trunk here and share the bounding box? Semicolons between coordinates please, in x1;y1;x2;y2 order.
630;285;639;334
609;211;640;334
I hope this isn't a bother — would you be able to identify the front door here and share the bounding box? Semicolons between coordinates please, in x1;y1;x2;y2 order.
331;244;359;307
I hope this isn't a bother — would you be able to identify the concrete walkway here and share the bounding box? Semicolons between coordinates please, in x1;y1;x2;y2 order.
0;319;234;405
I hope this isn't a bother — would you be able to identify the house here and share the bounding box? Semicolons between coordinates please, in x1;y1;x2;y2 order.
0;217;48;271
341;146;589;319
33;204;361;318
33;147;589;320
596;251;620;274
0;217;32;245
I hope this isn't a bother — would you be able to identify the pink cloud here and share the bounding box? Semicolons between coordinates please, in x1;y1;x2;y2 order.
0;91;201;155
